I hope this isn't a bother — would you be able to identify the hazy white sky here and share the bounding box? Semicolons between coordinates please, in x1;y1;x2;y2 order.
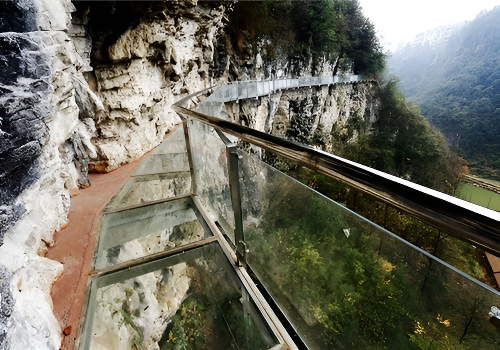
358;0;500;51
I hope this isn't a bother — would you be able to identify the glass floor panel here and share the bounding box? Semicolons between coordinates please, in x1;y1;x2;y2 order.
106;175;192;210
95;197;211;269
106;127;191;211
81;243;279;350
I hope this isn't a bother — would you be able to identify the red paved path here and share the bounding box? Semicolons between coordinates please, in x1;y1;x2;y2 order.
47;160;140;350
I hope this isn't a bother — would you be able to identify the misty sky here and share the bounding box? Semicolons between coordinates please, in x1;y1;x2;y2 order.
358;0;500;51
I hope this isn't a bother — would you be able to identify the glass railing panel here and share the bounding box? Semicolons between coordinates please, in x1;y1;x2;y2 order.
247;81;258;99
188;118;236;243
221;85;230;100
257;81;268;96
83;243;278;350
197;101;224;117
237;83;247;99
268;81;273;95
238;151;500;349
95;197;210;269
229;84;238;100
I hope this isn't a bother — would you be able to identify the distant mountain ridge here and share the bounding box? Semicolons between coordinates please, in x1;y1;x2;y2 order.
405;23;463;48
395;8;495;51
388;6;500;179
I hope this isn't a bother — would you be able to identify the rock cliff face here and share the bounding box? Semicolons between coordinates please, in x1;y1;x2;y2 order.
0;1;229;349
84;1;227;172
0;1;380;349
0;1;100;349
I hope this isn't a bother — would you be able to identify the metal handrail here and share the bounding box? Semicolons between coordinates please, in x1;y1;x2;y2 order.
173;86;500;255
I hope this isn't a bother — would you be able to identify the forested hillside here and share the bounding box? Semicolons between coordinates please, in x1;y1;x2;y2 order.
336;81;462;193
226;0;385;76
389;6;500;179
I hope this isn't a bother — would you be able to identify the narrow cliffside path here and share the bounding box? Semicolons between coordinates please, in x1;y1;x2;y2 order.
46;159;141;350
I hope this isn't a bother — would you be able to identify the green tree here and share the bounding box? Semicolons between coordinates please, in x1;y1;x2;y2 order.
345;80;461;192
389;6;500;179
227;0;385;76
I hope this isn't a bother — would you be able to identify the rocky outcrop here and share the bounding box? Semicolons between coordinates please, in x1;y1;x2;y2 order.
215;32;339;82
87;1;228;172
0;1;103;349
85;1;350;172
0;1;231;349
0;31;49;243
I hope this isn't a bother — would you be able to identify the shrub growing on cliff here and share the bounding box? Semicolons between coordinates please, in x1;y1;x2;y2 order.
339;80;461;193
292;0;385;75
226;0;385;76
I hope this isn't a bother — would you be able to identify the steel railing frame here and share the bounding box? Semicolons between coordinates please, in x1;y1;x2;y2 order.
173;80;500;255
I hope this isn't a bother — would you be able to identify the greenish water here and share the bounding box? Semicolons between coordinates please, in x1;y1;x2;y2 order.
456;183;500;211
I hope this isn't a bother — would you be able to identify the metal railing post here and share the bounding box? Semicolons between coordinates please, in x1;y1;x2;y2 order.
213;129;246;264
226;144;246;265
182;118;198;195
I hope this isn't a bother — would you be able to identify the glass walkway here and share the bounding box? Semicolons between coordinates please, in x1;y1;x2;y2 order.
78;78;500;350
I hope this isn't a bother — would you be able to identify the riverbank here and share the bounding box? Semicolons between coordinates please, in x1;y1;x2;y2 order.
456;176;500;288
463;174;500;194
457;179;500;212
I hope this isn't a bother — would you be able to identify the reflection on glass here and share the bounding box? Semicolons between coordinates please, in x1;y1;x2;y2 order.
106;128;191;211
96;198;209;269
106;176;191;210
239;151;500;349
188;119;235;243
87;243;277;350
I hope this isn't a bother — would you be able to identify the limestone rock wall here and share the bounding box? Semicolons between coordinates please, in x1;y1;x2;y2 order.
0;1;231;349
214;29;340;82
88;1;227;171
0;1;102;349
